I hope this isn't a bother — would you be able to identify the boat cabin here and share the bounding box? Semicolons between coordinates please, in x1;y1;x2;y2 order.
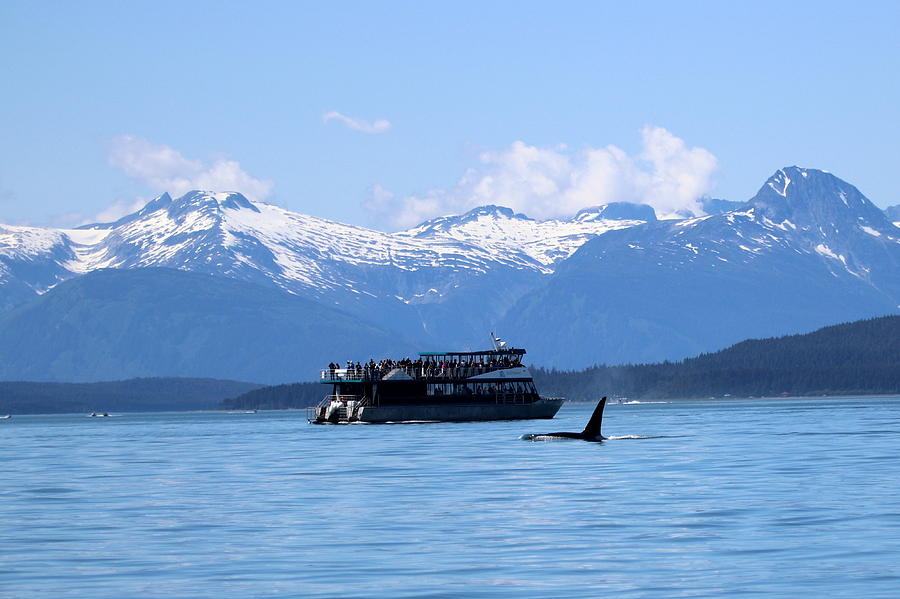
319;347;539;408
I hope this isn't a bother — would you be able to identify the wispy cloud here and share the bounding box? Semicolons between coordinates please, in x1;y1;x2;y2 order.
365;126;718;230
39;198;149;228
108;135;274;201
88;198;148;224
322;111;392;134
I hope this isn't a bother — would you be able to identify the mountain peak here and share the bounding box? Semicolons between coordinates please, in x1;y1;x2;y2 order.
750;167;888;228
406;204;532;237
170;191;261;214
572;202;656;223
459;204;530;221
77;191;262;231
761;166;831;199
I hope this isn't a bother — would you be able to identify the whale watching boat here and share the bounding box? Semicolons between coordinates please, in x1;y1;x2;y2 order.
308;334;564;424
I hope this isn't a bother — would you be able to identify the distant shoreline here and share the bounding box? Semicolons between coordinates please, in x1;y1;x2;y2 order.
6;395;900;417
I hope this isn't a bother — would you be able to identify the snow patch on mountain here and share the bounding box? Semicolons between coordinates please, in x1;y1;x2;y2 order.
402;204;646;268
767;168;792;196
815;244;842;261
0;225;69;259
60;229;112;245
860;225;882;237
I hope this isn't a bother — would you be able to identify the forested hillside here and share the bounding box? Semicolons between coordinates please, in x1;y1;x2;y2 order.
0;378;262;414
533;315;900;400
221;382;323;410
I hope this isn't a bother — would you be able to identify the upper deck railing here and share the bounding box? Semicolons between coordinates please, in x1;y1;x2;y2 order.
320;363;525;382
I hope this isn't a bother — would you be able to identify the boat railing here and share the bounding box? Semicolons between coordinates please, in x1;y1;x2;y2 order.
307;394;369;422
348;395;372;419
307;395;331;422
320;364;523;382
333;394;362;402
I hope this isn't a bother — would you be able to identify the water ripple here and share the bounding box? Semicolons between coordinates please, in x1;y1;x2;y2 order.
2;398;900;598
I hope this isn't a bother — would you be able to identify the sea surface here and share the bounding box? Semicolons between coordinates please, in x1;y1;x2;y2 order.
2;397;900;598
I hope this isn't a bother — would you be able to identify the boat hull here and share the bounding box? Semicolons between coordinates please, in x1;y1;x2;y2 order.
355;397;564;423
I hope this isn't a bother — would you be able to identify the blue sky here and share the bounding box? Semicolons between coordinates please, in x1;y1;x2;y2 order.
1;0;897;229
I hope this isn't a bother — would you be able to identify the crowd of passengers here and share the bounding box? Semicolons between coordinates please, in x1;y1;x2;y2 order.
325;355;523;379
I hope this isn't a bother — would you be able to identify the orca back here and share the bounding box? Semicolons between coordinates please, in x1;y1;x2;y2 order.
581;397;607;439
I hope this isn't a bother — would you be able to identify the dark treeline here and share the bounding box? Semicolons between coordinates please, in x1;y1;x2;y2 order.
533;315;900;400
0;378;262;414
220;315;900;409
16;313;895;415
221;382;323;410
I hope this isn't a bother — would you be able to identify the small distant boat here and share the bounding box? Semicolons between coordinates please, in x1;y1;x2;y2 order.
88;412;110;417
1;414;10;419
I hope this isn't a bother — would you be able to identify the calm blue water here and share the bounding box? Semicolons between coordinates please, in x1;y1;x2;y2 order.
3;397;900;598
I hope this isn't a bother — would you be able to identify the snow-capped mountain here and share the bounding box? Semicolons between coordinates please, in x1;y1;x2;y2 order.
503;167;900;367
0;191;651;297
0;224;80;310
1;165;897;380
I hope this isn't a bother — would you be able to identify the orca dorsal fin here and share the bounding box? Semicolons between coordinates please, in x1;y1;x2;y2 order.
581;397;607;438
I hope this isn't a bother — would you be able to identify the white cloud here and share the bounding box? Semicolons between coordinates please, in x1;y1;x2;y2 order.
323;111;392;134
89;198;147;224
108;135;274;201
365;126;718;229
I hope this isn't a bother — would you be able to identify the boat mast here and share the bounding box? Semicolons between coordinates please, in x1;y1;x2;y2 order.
490;332;508;352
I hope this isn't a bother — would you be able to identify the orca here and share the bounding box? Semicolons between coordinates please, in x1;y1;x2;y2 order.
522;397;607;441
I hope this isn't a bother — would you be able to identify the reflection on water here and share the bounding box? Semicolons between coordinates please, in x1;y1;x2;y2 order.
2;397;900;598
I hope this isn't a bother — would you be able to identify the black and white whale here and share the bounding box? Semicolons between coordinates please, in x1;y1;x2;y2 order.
522;397;607;441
